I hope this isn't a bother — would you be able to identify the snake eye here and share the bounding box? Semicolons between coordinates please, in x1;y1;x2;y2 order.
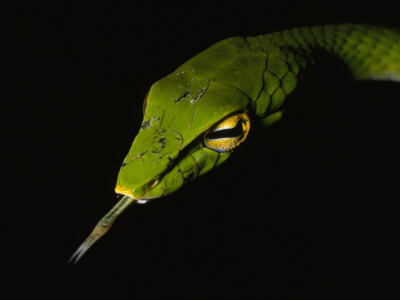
203;111;250;152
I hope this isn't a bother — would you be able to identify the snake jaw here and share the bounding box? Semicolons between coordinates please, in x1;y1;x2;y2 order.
115;184;141;199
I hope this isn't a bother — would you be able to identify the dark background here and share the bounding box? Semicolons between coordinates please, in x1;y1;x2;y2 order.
11;1;399;297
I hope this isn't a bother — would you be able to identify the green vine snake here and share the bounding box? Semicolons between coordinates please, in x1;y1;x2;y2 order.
70;24;400;263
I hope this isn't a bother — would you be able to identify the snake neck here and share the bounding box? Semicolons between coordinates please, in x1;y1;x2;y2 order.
176;24;399;127
246;24;400;125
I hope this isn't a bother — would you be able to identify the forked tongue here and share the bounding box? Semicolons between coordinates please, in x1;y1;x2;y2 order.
69;195;136;264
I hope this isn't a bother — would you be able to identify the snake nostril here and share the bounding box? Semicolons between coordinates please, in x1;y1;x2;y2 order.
147;179;160;189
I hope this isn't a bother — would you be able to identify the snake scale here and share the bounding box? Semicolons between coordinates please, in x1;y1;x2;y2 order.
70;24;400;263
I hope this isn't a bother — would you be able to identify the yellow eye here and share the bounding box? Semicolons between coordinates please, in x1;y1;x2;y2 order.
203;111;250;152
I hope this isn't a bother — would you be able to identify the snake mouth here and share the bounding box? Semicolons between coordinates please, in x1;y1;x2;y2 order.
115;178;161;200
115;184;140;199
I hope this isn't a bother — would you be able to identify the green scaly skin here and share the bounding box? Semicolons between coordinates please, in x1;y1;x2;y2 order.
70;24;400;263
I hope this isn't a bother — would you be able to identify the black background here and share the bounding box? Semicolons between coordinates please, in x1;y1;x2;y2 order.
11;1;399;297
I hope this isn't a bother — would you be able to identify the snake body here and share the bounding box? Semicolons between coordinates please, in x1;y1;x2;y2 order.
70;24;400;263
180;24;399;124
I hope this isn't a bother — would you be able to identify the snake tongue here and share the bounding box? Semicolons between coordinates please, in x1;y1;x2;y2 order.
69;195;136;264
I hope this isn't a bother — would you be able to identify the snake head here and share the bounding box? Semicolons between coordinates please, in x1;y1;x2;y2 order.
70;71;251;263
115;70;250;200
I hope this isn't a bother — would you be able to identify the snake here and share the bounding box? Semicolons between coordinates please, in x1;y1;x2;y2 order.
70;24;400;263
